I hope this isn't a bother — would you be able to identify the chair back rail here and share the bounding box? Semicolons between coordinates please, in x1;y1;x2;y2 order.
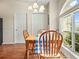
39;30;63;56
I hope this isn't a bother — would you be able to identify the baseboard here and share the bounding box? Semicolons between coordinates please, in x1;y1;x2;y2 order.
14;41;25;44
3;41;25;44
3;42;15;44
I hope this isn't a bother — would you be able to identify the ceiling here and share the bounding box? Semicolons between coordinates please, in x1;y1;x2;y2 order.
16;0;49;5
58;0;66;13
0;0;66;13
15;0;66;13
16;0;66;7
0;0;66;6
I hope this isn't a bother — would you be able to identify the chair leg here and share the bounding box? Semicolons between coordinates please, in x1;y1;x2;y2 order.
27;50;29;59
39;55;41;59
24;53;26;59
41;56;45;59
24;50;27;59
43;57;44;59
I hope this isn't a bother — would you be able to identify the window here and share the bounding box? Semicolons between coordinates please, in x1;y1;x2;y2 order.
74;11;79;53
60;11;79;54
60;14;72;48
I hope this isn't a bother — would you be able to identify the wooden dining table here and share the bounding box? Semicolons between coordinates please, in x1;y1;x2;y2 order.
26;35;36;41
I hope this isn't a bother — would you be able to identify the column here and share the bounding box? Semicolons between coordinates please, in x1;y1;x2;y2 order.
49;0;59;30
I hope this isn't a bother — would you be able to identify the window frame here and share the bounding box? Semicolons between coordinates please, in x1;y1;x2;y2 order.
60;9;79;54
73;10;79;53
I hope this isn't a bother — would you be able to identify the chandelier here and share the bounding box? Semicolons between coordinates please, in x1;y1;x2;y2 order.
28;0;45;13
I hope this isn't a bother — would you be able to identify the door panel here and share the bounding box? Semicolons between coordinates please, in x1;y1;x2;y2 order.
14;12;27;43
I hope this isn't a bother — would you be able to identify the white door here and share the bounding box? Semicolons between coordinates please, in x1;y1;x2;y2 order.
14;12;27;43
32;13;48;36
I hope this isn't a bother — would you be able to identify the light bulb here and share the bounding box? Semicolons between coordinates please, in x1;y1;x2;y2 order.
33;9;38;13
39;5;45;12
33;3;39;9
40;5;45;10
28;6;33;10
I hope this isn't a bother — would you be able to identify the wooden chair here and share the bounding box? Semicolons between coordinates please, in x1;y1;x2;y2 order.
23;30;29;59
23;31;35;59
23;30;29;48
38;30;63;59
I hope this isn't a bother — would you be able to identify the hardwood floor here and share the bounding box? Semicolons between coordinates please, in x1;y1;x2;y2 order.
0;44;38;59
0;44;69;59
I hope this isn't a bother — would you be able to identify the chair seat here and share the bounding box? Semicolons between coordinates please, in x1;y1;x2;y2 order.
40;53;60;58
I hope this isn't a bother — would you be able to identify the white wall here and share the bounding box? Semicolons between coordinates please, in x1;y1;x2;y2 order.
0;0;28;44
